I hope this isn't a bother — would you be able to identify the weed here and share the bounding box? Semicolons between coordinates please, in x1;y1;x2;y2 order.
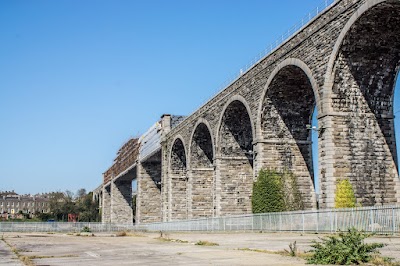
116;231;127;237
307;227;385;265
156;237;188;243
195;240;219;246
285;241;297;257
81;226;91;233
368;255;400;266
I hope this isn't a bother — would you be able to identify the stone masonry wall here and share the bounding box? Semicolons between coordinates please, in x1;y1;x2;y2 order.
110;180;133;224
158;0;400;222
102;185;111;223
137;159;162;224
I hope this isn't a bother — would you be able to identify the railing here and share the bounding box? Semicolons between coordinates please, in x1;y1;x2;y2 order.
0;222;135;233
141;205;400;234
175;0;337;130
1;205;399;234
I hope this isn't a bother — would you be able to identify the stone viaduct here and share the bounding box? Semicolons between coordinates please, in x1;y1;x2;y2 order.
99;0;400;224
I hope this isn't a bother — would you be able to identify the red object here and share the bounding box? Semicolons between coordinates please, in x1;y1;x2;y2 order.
68;213;78;222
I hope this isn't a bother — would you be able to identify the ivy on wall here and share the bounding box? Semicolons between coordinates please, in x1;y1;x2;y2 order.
252;169;304;213
335;179;356;208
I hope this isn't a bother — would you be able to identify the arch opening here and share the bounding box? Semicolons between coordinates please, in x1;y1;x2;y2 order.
395;75;400;171
217;100;254;216
330;1;400;206
191;123;213;168
190;122;214;218
260;65;317;209
169;138;188;220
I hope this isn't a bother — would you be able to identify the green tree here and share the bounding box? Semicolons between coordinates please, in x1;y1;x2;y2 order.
335;179;357;208
76;192;100;222
49;191;78;221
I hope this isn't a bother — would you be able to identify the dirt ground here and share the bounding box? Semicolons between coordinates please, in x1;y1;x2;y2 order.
1;231;399;265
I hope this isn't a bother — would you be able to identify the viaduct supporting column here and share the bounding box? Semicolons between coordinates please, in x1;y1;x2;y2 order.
102;185;111;223
137;152;162;224
217;99;254;216
321;2;400;207
110;179;133;224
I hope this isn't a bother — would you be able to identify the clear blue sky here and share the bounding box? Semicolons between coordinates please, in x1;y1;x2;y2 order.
1;0;399;195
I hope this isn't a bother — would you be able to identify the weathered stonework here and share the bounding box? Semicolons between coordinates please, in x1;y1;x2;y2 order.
102;185;111;223
110;179;133;224
159;0;400;222
101;0;400;224
136;152;162;224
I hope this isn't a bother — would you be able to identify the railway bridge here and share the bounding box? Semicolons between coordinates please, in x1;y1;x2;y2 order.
98;0;400;224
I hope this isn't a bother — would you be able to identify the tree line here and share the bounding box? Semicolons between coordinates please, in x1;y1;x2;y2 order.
36;189;100;222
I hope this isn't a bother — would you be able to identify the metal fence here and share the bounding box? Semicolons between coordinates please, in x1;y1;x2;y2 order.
0;222;135;233
140;205;400;234
1;205;399;234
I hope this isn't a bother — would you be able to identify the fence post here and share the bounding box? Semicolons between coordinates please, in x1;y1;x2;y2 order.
302;211;305;234
369;209;374;232
392;207;395;235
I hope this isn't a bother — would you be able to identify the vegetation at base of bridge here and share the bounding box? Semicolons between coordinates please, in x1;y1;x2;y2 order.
252;170;359;214
335;178;357;208
306;227;396;265
252;169;304;213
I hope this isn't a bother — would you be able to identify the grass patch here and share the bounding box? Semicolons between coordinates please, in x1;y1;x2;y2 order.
156;237;188;243
195;240;219;246
116;231;127;237
115;230;144;237
238;247;311;260
368;255;400;266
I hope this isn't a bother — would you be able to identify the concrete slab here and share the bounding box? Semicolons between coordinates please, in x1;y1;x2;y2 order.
0;238;23;266
1;232;399;265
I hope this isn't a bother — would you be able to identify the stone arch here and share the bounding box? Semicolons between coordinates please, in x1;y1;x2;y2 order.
257;59;318;210
168;136;189;220
216;95;255;158
216;95;254;216
256;58;320;141
188;119;214;218
323;0;400;206
188;119;214;168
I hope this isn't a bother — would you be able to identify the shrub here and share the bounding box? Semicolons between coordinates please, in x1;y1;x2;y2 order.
195;240;219;246
307;228;385;265
252;169;303;213
81;226;91;233
335;179;357;208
